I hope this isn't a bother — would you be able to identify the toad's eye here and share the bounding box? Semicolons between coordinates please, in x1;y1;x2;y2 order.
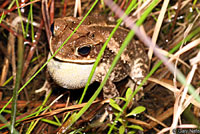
77;46;91;56
50;22;55;36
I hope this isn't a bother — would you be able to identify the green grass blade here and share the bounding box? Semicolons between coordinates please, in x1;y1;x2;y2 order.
26;90;52;134
10;36;24;134
15;0;26;37
0;114;19;133
0;0;15;24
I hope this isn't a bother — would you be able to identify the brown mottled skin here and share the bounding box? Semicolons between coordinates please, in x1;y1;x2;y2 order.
47;15;149;100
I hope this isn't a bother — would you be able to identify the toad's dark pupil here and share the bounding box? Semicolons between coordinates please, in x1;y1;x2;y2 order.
78;46;91;56
50;22;54;36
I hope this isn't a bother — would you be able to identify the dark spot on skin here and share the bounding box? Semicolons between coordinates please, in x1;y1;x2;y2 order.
91;33;95;38
88;21;92;25
88;32;95;39
50;22;55;36
70;47;74;53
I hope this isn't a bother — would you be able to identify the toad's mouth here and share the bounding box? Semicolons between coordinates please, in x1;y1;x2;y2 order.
49;52;96;64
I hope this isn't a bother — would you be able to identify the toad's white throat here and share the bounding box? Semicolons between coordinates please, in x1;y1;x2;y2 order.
47;53;96;89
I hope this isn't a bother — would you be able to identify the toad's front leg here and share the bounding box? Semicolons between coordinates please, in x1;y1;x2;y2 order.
93;75;120;126
96;63;120;102
103;79;119;101
96;66;120;103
